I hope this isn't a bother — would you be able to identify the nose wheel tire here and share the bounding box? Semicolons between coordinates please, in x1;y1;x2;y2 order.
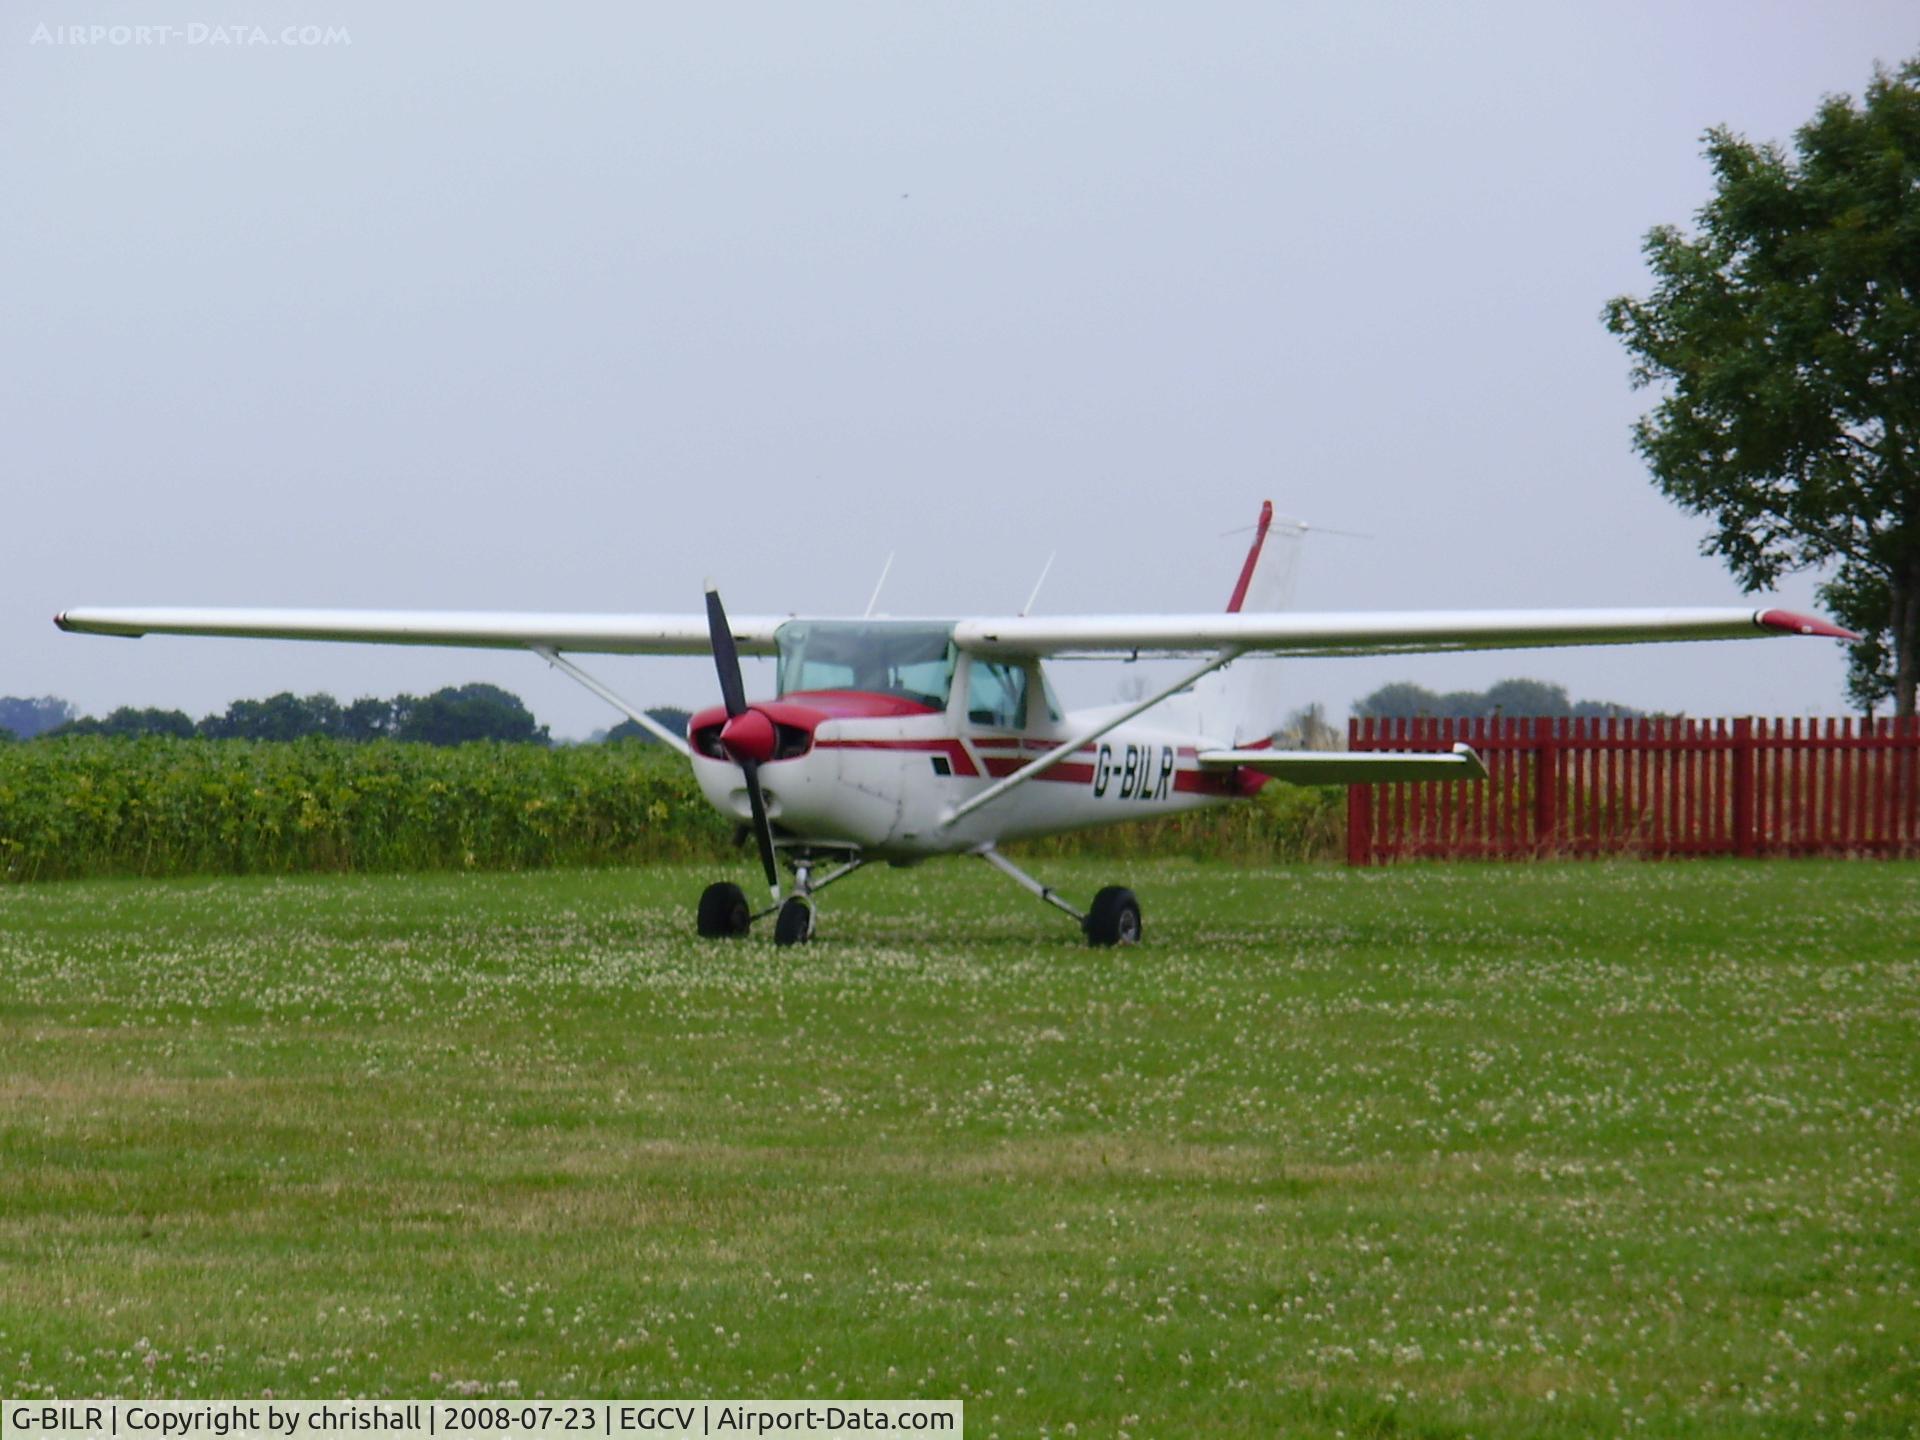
1084;886;1142;947
696;881;752;938
773;896;814;947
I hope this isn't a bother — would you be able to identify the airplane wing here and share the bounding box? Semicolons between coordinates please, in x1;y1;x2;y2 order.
953;607;1856;659
54;605;1855;661
1197;743;1489;785
52;607;785;656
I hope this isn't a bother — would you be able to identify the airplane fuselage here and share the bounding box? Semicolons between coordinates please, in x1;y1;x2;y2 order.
687;686;1255;859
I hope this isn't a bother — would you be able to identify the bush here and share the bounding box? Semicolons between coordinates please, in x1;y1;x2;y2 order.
0;737;728;883
0;738;1346;883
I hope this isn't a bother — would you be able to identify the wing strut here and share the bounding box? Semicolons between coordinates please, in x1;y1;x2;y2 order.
530;645;692;757
938;649;1240;829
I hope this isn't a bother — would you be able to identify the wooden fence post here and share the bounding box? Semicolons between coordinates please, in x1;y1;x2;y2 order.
1346;717;1372;866
1533;718;1558;852
1732;716;1755;857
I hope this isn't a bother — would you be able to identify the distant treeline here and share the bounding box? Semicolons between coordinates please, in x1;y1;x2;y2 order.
1354;679;1643;721
9;680;1638;745
1;689;694;747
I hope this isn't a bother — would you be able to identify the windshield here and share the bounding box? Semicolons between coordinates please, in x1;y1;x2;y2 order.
775;621;958;708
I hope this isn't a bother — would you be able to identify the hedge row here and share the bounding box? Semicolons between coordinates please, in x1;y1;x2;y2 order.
0;737;1343;883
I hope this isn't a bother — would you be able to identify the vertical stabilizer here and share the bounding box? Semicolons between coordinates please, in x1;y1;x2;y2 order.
1192;501;1305;745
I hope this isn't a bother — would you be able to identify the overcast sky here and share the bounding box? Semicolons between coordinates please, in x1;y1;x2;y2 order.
4;2;1912;737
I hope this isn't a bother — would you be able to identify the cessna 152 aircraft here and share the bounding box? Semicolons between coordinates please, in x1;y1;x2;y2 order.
56;503;1854;946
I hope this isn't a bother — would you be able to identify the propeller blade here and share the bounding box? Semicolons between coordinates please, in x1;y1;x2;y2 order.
738;758;780;895
705;585;748;719
706;584;777;897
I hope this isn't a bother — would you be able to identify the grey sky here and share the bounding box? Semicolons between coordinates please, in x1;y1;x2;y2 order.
4;2;1911;737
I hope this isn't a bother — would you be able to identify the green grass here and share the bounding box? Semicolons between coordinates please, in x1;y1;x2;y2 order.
1;860;1915;1437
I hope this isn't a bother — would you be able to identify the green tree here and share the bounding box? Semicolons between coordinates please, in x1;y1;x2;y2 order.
198;692;343;741
1355;679;1639;720
341;696;395;742
1482;679;1572;718
1603;56;1920;715
0;696;77;739
390;684;549;746
1354;682;1443;720
604;707;692;744
53;706;197;739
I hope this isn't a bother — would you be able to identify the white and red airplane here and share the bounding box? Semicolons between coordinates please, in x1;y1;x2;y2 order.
56;503;1854;946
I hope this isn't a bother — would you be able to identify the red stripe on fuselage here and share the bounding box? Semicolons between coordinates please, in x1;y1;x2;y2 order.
970;737;1098;756
815;737;980;777
820;733;1243;798
975;754;1240;796
981;756;1093;781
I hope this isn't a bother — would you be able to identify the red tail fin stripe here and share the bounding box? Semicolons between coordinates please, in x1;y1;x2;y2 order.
1225;501;1275;614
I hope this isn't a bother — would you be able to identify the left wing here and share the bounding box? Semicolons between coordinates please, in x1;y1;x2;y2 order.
953;607;1856;659
53;607;784;656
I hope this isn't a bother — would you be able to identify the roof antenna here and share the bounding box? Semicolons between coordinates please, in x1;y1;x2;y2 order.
863;552;895;618
1020;551;1057;617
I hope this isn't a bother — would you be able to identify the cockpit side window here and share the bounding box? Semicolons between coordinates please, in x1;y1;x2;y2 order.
1036;664;1064;723
966;658;1029;729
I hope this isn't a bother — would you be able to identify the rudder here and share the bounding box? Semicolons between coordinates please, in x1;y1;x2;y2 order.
1193;500;1305;745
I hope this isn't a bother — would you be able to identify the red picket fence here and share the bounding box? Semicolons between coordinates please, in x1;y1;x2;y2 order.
1345;715;1920;865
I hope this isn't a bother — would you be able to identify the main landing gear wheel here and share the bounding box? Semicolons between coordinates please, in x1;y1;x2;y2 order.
696;881;752;938
1083;886;1142;947
773;896;814;947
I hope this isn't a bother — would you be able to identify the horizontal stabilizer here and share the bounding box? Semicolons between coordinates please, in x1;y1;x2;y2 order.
1197;743;1489;784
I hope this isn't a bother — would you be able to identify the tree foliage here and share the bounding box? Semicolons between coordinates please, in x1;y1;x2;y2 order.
603;707;693;744
197;692;345;742
54;707;197;739
0;696;78;740
1604;56;1920;714
388;683;550;747
1355;679;1642;721
47;685;553;746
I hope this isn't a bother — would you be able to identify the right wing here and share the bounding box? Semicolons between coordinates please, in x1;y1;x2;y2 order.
953;607;1857;659
53;607;785;656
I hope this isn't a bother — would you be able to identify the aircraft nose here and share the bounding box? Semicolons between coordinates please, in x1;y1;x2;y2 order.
719;709;778;765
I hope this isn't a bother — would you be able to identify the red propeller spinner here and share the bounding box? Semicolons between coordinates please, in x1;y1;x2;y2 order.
718;708;777;766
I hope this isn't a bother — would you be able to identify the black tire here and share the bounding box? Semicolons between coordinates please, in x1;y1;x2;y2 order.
1083;886;1142;947
696;881;752;938
773;896;814;947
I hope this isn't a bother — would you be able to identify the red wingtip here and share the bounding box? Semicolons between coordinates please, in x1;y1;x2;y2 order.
1225;501;1275;613
1756;608;1860;641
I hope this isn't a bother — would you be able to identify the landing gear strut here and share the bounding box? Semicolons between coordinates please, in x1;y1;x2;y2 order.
974;847;1143;947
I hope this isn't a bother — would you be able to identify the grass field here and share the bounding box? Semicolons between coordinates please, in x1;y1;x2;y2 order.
1;859;1916;1437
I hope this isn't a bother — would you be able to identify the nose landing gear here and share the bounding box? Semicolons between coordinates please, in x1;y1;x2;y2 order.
772;896;815;946
694;852;863;945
